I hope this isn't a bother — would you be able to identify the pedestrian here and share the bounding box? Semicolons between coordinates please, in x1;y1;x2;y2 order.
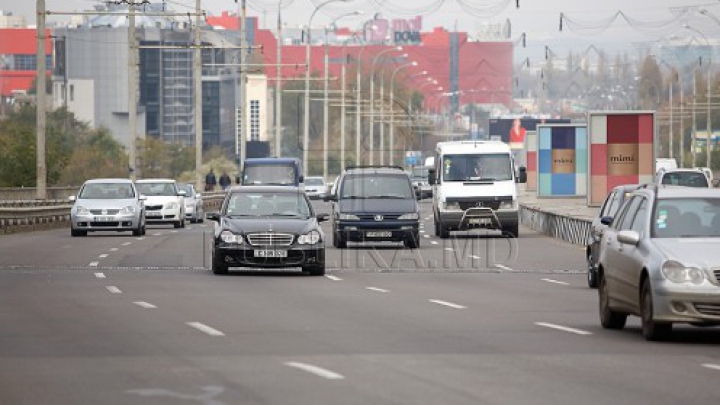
205;169;217;192
219;171;232;190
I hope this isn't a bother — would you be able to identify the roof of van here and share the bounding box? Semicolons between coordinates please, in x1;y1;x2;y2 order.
435;141;511;154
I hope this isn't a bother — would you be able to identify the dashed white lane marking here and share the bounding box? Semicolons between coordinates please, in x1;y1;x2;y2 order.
423;235;430;238
325;275;342;281
429;299;466;309
136;237;145;241
702;364;720;372
430;241;438;245
89;261;99;267
444;247;454;251
470;255;482;259
542;278;570;286
153;233;162;236
366;287;390;293
420;230;426;233
122;242;132;246
187;227;194;230
99;254;109;258
171;230;178;233
106;286;122;294
109;248;119;252
186;322;225;336
535;322;592;335
94;273;106;279
134;301;157;309
285;362;345;380
495;264;513;271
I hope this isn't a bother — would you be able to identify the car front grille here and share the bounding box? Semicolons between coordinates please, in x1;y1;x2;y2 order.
357;214;401;221
90;221;121;227
713;268;720;284
247;233;294;246
694;303;720;317
145;205;163;211
89;209;120;215
459;201;501;210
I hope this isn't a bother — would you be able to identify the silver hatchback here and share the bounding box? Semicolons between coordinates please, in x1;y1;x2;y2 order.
598;186;720;340
69;178;146;236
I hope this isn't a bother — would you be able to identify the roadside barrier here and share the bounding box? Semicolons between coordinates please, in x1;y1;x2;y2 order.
519;205;591;246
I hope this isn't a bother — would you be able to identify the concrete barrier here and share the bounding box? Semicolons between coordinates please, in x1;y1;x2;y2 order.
0;187;79;201
519;204;592;246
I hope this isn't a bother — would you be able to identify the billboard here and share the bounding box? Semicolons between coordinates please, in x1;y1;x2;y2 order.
537;124;588;197
525;130;538;191
489;118;571;150
588;111;655;206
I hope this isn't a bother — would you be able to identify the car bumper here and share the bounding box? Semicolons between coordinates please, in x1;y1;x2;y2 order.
71;213;142;231
145;208;183;223
336;220;419;242
185;205;202;218
437;209;518;231
215;244;325;268
651;280;720;324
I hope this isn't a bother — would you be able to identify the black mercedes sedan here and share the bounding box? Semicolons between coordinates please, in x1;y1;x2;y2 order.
206;186;328;275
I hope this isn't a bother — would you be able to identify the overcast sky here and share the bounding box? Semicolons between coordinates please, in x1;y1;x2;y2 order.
5;0;719;60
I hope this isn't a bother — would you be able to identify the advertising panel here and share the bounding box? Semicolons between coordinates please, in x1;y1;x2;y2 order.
489;118;571;150
587;111;655;206
536;124;588;197
525;130;538;191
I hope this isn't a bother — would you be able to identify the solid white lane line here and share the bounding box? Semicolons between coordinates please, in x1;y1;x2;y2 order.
495;264;513;271
702;364;720;372
535;322;592;335
430;241;438;245
99;254;109;259
109;248;119;252
186;322;225;336
122;242;132;246
89;261;99;267
134;301;157;309
106;286;122;294
285;362;344;380
94;273;106;279
325;275;342;281
366;287;390;293
542;278;570;286
429;299;466;309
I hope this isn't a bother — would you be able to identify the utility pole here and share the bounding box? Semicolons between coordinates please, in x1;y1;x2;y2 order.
340;59;347;172
692;70;697;167
128;2;138;180
239;0;248;174
707;63;713;170
355;56;362;166
193;0;203;191
323;28;329;181
36;0;47;199
275;4;282;157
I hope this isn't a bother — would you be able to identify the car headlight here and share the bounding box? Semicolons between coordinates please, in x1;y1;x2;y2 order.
443;201;460;210
338;213;360;220
661;260;705;284
499;200;516;210
220;230;243;244
120;205;137;215
165;202;179;210
399;212;419;220
75;206;89;215
297;230;321;245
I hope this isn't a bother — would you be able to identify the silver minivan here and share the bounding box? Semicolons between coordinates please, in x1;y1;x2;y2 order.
69;178;146;236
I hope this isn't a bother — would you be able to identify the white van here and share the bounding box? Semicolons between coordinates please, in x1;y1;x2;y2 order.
428;141;526;238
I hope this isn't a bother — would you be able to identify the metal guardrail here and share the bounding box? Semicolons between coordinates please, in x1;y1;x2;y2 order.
519;205;592;246
0;193;227;235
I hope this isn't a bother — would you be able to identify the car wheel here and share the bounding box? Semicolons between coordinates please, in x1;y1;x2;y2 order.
211;252;229;275
404;233;420;249
174;219;183;229
71;228;87;237
599;272;627;329
503;224;519;238
132;224;143;236
304;265;325;276
438;222;450;239
587;253;598;288
433;217;440;237
641;279;672;341
333;231;347;249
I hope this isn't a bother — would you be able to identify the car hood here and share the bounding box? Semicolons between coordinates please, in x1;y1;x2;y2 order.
143;196;181;205
75;198;138;209
653;238;720;268
221;217;316;234
339;198;417;214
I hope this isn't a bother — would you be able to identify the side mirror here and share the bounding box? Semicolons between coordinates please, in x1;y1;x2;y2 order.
206;212;221;222
316;213;330;223
517;167;527;184
68;195;76;202
428;168;436;185
139;195;147;201
196;193;202;199
178;190;187;196
299;175;304;183
617;230;640;246
324;194;338;202
600;216;613;226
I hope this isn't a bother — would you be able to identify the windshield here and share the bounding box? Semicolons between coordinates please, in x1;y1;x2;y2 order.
652;197;720;238
178;184;194;197
340;174;414;199
79;183;135;199
243;164;296;186
225;192;311;218
305;177;324;186
136;182;178;196
442;153;513;182
661;172;709;187
411;167;429;179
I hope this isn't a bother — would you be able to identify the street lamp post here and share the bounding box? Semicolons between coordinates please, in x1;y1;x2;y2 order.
369;46;401;164
388;62;418;165
378;53;408;164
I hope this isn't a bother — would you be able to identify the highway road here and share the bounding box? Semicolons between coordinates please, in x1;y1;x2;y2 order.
1;200;719;405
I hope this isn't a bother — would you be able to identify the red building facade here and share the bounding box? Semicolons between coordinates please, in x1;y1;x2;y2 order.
0;28;52;97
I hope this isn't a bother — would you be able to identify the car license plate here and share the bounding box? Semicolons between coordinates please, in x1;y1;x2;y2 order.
254;250;288;258
146;211;161;217
469;218;491;225
95;216;114;222
366;231;392;237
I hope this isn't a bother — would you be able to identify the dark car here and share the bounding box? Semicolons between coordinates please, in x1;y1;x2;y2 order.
586;184;639;288
325;166;420;249
207;186;328;276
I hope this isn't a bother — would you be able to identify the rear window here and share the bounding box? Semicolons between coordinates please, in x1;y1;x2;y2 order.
661;172;709;187
305;178;324;186
340;174;413;199
243;164;296;186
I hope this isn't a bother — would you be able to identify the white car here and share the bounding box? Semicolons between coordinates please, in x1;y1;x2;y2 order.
178;182;204;223
304;176;329;200
135;179;186;228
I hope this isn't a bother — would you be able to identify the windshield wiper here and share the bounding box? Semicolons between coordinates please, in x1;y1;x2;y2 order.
342;195;367;199
367;195;408;199
270;213;302;217
227;214;258;218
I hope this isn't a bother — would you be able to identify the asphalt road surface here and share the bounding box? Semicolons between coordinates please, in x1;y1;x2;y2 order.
1;200;719;405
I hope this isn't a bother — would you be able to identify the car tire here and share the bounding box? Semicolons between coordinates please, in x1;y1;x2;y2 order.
438;222;450;239
211;253;229;275
503;224;519;238
333;231;347;249
71;228;87;237
405;233;420;249
132;224;143;236
304;265;325;276
587;253;598;289
599;272;627;329
174;218;184;229
641;279;673;341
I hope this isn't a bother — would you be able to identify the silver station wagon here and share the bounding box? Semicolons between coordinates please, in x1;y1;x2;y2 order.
69;178;147;237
